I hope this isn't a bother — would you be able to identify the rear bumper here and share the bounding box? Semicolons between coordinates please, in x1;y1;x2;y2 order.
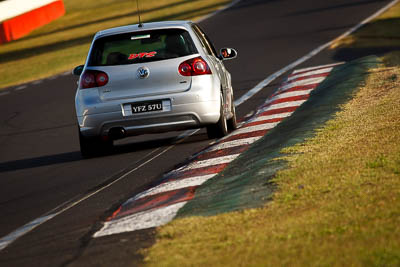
76;74;222;137
77;99;220;137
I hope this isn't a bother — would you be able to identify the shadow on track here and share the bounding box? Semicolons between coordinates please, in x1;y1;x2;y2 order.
0;132;208;173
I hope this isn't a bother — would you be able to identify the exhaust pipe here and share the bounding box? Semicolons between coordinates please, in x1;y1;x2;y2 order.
108;127;126;140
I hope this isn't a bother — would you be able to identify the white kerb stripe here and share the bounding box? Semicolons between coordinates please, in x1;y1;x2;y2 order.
233;122;279;135
287;67;333;82
261;100;307;113
251;112;293;122
292;62;344;74
209;136;262;152
265;89;313;105
277;76;326;94
94;202;187;237
176;154;240;172
129;174;216;201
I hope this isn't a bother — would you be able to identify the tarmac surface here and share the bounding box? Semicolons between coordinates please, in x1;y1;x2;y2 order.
0;0;393;266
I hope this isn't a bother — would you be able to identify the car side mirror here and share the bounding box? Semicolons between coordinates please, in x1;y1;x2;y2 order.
219;48;237;60
72;65;84;76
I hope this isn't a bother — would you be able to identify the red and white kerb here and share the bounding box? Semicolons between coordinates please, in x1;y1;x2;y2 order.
94;63;342;237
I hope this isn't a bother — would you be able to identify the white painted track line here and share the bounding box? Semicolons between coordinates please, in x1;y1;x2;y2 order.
197;0;242;23
15;85;27;91
32;80;42;85
0;214;57;250
47;76;58;80
0;129;198;251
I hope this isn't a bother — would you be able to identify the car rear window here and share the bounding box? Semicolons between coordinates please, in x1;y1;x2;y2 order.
88;28;197;66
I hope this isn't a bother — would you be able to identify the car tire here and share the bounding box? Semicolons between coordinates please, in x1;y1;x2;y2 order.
79;129;112;158
227;95;237;131
207;93;228;139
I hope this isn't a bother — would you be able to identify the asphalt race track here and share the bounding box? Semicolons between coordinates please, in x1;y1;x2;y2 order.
0;0;393;266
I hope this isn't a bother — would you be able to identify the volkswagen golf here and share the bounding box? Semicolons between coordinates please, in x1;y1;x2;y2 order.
73;21;237;157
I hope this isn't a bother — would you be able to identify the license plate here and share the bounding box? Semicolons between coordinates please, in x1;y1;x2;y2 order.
131;100;163;114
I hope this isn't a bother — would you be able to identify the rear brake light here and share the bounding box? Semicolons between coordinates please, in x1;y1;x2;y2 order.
178;57;212;76
80;70;109;89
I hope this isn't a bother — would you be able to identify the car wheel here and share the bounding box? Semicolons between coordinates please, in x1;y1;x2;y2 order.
207;92;228;139
79;128;112;158
227;95;237;131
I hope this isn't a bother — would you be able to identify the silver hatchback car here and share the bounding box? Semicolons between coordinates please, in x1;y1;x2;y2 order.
73;21;237;157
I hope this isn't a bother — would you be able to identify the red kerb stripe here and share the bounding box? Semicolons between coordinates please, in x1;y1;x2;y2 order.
272;84;318;97
220;130;268;143
195;145;249;161
164;163;228;182
241;117;282;128
265;94;309;107
259;106;298;116
112;186;197;219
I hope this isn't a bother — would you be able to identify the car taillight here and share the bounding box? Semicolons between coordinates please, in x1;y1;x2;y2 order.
178;57;212;76
80;70;109;89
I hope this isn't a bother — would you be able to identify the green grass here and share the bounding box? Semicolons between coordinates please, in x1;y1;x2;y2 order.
0;0;232;89
144;56;400;267
142;3;400;266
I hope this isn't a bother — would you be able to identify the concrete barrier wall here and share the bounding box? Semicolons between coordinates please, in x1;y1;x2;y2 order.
0;0;65;44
